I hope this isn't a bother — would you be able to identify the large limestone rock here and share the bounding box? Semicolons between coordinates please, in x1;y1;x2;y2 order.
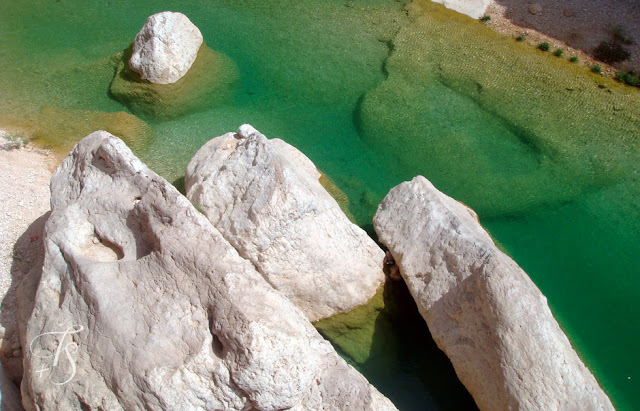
129;11;203;84
373;176;613;411
185;125;385;321
17;131;397;411
430;0;492;19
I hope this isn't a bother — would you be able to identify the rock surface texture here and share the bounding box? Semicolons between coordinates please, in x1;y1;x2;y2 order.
186;125;385;321
373;176;614;411
129;11;203;84
17;131;397;411
431;0;492;19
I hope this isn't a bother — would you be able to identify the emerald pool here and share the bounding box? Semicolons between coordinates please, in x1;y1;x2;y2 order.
1;0;638;409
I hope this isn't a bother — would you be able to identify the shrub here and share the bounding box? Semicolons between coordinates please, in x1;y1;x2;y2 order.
0;133;26;150
516;35;525;42
616;71;640;86
593;41;631;64
591;64;602;74
538;42;550;51
569;56;579;63
613;25;635;45
480;15;491;22
553;48;564;57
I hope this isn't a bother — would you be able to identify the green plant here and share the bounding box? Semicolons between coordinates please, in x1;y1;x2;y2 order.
0;132;26;150
515;35;525;42
591;64;602;74
593;41;630;64
480;15;491;22
569;56;579;63
616;70;640;87
538;42;550;51
553;48;564;57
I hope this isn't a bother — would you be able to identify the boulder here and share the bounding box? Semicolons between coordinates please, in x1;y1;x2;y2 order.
185;125;385;321
17;131;397;411
373;176;614;411
430;0;492;19
110;43;238;121
129;12;203;84
529;3;543;15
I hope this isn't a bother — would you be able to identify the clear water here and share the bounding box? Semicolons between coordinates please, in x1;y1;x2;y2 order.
1;0;638;409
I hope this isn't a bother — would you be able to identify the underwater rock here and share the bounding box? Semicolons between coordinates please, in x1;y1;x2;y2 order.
24;106;152;153
430;0;492;19
129;12;203;84
373;176;614;411
185;125;385;321
110;43;238;121
17;131;397;411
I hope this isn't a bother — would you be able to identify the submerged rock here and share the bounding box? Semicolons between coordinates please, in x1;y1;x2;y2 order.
110;12;238;121
373;176;614;411
186;125;385;321
129;12;203;84
110;43;238;121
430;0;491;19
24;105;153;153
17;131;397;411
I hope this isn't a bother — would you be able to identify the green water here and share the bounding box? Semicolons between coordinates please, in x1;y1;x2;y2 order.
1;0;639;409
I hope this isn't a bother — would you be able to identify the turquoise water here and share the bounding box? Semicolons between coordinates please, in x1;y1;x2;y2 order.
1;0;639;409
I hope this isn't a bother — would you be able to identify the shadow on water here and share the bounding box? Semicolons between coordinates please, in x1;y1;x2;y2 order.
319;277;478;411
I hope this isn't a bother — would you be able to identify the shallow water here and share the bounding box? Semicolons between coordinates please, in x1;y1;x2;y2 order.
1;0;638;409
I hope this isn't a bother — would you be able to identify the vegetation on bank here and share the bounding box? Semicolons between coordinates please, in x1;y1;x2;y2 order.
508;24;638;89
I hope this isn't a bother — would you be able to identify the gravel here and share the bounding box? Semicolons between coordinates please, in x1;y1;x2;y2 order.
0;130;57;382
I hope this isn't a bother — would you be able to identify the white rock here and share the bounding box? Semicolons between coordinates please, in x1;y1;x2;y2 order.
129;12;203;84
17;131;397;411
431;0;492;19
373;176;614;411
185;125;386;321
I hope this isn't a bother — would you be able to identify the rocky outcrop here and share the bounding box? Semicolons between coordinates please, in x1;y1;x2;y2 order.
185;125;385;321
17;131;397;411
129;12;203;84
431;0;492;19
373;176;613;411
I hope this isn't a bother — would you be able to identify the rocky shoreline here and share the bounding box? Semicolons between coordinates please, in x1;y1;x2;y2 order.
0;125;614;410
0;3;629;409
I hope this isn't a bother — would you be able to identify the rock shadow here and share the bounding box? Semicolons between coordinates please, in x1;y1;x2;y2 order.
359;277;478;410
0;212;50;407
